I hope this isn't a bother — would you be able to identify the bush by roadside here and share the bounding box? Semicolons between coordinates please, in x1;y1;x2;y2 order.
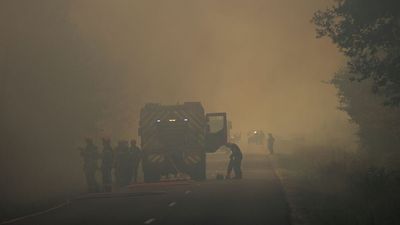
272;147;400;225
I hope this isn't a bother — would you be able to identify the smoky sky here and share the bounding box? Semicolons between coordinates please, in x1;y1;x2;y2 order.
1;0;357;202
69;0;355;139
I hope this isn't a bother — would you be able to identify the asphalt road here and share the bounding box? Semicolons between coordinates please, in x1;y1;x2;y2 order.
8;151;291;225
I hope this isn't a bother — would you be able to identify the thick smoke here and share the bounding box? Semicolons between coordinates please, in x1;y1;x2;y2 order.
0;1;112;203
0;0;357;203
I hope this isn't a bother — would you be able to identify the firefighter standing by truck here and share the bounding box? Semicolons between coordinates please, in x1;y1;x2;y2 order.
114;140;132;187
80;138;99;192
130;139;142;183
225;143;243;179
100;138;113;192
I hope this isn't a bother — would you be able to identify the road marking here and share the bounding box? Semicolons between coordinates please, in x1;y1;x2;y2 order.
144;218;156;224
185;190;192;195
0;200;70;225
168;201;176;207
153;155;161;162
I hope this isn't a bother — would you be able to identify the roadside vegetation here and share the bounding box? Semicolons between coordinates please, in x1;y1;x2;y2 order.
275;2;400;224
273;146;400;225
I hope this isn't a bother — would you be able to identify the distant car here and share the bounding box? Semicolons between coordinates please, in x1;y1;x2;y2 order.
229;133;242;144
247;130;266;145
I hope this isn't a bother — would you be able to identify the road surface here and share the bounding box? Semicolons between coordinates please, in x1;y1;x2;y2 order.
7;151;291;225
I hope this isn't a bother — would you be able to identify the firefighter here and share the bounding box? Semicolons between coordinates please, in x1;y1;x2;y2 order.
114;140;131;187
80;138;99;192
130;139;142;183
100;138;113;192
225;143;243;179
267;133;275;154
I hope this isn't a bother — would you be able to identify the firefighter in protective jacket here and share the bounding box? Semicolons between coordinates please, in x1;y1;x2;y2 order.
225;143;243;179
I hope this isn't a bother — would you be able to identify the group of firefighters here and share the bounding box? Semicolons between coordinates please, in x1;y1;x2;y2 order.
79;134;275;192
79;138;142;192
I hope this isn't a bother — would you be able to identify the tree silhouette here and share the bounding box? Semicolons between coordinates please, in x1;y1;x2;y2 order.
313;0;400;105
